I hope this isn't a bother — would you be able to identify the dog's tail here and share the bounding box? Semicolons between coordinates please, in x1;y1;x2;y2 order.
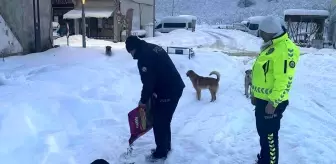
209;71;220;82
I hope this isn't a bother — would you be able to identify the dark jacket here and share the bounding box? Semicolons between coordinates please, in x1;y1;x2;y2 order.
133;40;185;104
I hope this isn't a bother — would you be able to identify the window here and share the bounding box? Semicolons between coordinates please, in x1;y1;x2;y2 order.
248;23;259;30
54;16;59;22
155;24;162;29
163;23;186;28
98;19;103;28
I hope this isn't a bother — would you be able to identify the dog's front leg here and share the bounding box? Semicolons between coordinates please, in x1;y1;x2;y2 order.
249;85;252;98
244;80;249;98
196;89;201;100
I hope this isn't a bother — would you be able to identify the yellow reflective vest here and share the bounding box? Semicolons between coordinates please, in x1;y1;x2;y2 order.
251;33;300;108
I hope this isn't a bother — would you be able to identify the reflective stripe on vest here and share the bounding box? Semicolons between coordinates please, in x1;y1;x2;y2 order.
251;85;272;95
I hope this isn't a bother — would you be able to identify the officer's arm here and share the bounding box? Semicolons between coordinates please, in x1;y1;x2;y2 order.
268;50;297;108
139;60;155;104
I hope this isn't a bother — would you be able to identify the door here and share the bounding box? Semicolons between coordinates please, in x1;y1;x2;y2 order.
89;18;98;38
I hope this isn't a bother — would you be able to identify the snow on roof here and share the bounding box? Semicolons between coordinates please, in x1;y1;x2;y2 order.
241;20;248;23
284;9;329;16
247;16;266;23
160;15;197;23
63;8;114;19
178;15;197;20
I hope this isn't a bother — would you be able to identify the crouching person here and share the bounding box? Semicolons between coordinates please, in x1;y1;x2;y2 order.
125;36;185;161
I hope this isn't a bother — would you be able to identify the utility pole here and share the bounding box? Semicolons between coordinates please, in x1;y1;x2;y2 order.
33;0;41;52
153;0;155;36
81;0;86;48
171;0;174;16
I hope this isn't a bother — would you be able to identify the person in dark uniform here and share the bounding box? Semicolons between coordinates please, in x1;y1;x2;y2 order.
125;36;185;161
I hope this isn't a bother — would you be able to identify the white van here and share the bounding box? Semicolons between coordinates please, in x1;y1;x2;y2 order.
155;15;197;33
245;16;266;37
244;16;286;37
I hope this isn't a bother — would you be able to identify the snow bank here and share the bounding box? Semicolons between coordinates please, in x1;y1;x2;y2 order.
54;30;215;49
144;29;216;48
284;9;330;16
53;35;125;49
0;15;22;56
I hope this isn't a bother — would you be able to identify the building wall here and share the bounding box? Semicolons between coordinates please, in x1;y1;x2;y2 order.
0;0;52;55
140;4;153;26
121;0;153;29
121;0;141;29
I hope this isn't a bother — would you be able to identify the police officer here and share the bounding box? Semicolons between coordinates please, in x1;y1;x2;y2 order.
125;36;185;161
251;16;300;164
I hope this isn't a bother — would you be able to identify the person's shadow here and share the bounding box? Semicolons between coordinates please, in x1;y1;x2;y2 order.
91;159;109;164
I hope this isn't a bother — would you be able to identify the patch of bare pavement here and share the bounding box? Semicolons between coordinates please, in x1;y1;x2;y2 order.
213;50;258;56
201;30;308;57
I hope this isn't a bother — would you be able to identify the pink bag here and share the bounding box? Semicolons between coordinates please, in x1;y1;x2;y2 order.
128;98;153;145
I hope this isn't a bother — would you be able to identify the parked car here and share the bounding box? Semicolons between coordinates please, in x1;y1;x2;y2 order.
232;23;249;32
155;15;197;33
243;16;286;37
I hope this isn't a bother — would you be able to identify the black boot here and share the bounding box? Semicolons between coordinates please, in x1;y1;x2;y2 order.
151;147;171;154
146;149;167;162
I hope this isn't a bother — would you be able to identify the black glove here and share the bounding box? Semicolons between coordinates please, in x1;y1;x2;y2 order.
138;100;146;108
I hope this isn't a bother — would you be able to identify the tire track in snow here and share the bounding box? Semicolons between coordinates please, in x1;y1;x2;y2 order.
202;31;237;51
204;30;238;47
201;30;258;57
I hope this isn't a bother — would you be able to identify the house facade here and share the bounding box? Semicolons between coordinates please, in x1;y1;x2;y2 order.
0;0;53;55
62;0;154;41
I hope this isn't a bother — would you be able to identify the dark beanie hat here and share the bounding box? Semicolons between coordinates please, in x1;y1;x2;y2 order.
125;35;141;53
91;159;109;164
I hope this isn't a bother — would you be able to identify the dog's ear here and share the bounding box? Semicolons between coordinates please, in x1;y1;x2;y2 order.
245;70;248;74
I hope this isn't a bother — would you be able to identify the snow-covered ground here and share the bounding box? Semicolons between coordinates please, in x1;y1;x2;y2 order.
0;15;22;56
1;29;336;164
54;29;217;50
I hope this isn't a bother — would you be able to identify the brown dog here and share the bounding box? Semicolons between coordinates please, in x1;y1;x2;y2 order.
244;69;252;98
186;70;220;102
